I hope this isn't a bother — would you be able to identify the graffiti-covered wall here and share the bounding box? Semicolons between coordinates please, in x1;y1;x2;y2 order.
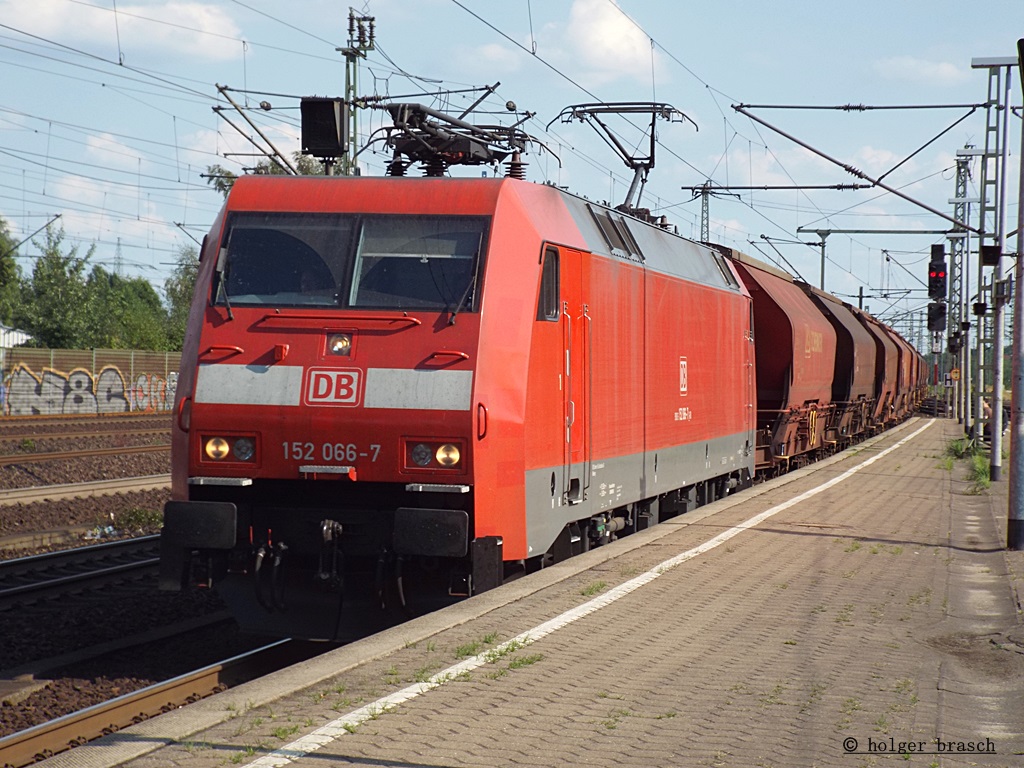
0;349;181;417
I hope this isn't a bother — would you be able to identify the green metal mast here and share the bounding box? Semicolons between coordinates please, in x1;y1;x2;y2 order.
337;11;375;176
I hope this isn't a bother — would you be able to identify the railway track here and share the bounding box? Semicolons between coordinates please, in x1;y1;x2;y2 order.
0;444;169;468
0;414;170;432
0;475;171;507
0;536;160;609
0;427;169;444
0;640;315;768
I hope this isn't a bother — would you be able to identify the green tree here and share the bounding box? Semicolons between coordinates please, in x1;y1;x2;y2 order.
0;217;22;326
204;164;237;199
87;267;170;350
165;244;200;349
204;153;326;198
16;226;95;348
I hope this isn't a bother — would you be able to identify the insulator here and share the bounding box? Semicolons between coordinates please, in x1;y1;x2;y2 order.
423;157;447;177
507;152;527;180
387;159;408;177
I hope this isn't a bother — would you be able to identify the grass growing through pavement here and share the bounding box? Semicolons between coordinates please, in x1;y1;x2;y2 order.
945;438;977;460
967;453;990;491
944;438;991;493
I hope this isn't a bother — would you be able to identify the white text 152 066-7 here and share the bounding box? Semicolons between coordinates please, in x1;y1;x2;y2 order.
282;442;381;462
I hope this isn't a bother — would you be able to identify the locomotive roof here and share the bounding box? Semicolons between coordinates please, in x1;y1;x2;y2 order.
224;174;745;295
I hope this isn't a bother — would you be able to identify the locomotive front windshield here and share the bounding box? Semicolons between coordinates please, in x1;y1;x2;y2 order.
216;213;488;312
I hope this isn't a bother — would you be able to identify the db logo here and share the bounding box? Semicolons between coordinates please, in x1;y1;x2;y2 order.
304;368;362;407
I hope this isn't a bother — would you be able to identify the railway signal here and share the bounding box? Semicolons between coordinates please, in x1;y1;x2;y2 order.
927;301;947;332
928;244;947;300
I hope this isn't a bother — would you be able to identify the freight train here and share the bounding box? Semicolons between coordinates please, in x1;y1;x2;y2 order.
160;105;924;640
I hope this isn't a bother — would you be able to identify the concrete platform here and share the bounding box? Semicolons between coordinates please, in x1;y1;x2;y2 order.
38;418;1024;767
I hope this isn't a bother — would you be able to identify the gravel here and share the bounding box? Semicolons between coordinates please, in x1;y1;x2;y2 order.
0;420;267;740
0;616;268;738
0;451;170;492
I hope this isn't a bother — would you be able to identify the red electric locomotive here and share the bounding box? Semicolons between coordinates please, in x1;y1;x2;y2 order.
160;102;923;640
161;110;756;640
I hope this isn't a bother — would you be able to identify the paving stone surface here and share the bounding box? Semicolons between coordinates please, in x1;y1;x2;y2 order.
56;418;1024;768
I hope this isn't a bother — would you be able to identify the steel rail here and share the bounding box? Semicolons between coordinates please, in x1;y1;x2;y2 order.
0;475;171;507
0;444;169;468
0;414;169;428
0;641;293;768
0;428;168;443
0;536;161;607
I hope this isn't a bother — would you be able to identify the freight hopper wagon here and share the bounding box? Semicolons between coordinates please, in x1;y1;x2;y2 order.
885;327;920;420
856;310;900;430
801;286;877;449
722;251;838;475
160;176;755;640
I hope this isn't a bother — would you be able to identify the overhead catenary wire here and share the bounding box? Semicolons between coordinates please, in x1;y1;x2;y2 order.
0;1;995;310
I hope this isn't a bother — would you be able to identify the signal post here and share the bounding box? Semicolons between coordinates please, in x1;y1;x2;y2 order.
1009;39;1024;550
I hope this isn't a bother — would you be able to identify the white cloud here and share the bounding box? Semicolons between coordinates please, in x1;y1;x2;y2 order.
873;56;970;87
85;133;145;170
46;174;166;253
178;118;304;179
852;145;908;176
0;0;243;62
470;43;523;73
563;0;661;86
718;144;837;189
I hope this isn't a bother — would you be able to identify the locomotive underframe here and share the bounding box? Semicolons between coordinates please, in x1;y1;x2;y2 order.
161;463;752;640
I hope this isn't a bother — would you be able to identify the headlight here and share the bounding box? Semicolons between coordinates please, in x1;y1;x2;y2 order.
203;435;256;462
328;333;352;356
410;443;433;466
436;444;460;466
205;437;230;460
233;437;255;461
404;439;464;470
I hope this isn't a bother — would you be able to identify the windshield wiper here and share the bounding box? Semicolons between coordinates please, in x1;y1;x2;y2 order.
214;246;234;321
448;242;482;326
448;274;476;326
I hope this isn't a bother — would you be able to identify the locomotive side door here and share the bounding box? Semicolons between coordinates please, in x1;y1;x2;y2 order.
561;247;589;504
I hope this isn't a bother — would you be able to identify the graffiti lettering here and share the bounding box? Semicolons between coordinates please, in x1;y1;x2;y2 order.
2;364;178;416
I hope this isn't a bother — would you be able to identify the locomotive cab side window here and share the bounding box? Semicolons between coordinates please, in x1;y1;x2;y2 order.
537;247;560;321
215;212;488;312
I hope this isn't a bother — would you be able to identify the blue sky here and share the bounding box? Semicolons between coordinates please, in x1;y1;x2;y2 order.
1;0;1021;337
